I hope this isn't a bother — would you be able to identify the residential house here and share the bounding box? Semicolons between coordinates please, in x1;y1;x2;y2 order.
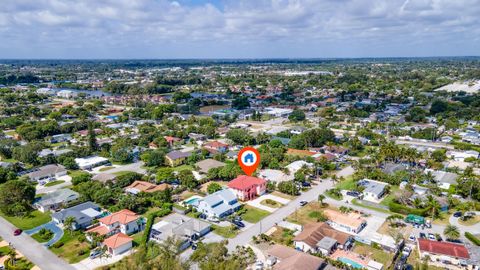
427;170;459;190
52;201;103;230
27;164;67;182
86;209;142;239
293;222;352;255
357;179;389;202
75;156;110;170
195;159;226;174
92;173;117;183
228;175;267;201
188;133;207;143
323;209;367;234
382;163;407;175
265;244;328;270
286;148;316;158
103;233;133;256
195;189;241;219
34;189;79;213
417;239;470;268
164;136;182;147
203;141;229;154
151;213;211;250
125;180;170;195
285;160;314;175
447;150;479;162
50;134;72;143
165;150;191;167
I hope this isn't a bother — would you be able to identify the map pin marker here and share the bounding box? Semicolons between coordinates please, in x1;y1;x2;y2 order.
238;147;260;176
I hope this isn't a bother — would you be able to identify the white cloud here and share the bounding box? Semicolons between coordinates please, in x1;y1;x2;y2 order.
0;0;478;58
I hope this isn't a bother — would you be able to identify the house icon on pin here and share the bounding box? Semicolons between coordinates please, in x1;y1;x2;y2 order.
244;153;254;163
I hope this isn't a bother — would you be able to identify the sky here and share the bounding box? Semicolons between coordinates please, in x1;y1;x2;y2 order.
0;0;479;59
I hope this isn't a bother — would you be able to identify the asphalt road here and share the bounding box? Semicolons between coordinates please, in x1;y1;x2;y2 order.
0;216;75;270
227;178;335;251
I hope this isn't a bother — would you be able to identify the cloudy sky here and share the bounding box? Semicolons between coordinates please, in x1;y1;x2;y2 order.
0;0;479;58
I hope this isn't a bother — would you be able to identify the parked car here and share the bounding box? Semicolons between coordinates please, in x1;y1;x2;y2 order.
346;191;361;197
232;220;245;228
299;201;308;206
403;264;413;270
402;246;412;257
255;261;264;270
192;243;198;250
408;234;416;242
301;182;311;187
453;211;462;218
419;233;426;239
428;233;436;240
13;229;22;236
89;249;102;259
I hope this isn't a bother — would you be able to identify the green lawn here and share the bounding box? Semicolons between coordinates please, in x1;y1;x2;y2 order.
240;205;270;223
211;224;239;238
44;180;66;187
173;164;193;172
68;170;87;178
335;176;357;190
351;199;394;215
31;230;54;243
0;246;13;256
0;210;51;230
353;242;392;266
4;257;34;270
260;199;282;208
131;231;144;247
49;232;90;264
99;166;114;172
113;171;133;176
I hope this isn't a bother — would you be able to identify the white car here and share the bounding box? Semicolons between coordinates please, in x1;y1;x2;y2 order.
428;233;436;240
254;261;264;270
402;246;412;256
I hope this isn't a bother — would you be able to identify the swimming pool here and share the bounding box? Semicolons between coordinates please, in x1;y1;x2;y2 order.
338;257;363;269
184;197;200;205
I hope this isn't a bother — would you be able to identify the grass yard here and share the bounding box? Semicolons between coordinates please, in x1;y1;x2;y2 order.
49;232;90;264
432;212;451;226
286;201;326;225
240;205;270;223
260;199;283;208
173;164;193;172
44;180;65;187
98;166;114;172
269;227;295;247
353;242;392;266
31;229;54;243
458;215;480;226
0;246;13;256
270;191;294;200
211;224;238;238
0;210;51;230
131;231;144;247
335;176;357;190
377;221;413;239
4;257;34;270
351;199;394;215
68;170;87;178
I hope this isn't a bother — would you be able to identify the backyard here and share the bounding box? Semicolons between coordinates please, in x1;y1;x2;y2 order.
353;242;392;266
269;227;295;247
0;210;51;230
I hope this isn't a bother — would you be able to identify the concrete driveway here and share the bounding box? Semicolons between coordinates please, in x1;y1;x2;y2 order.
93;161;146;175
246;194;291;213
72;249;133;270
25;221;64;247
449;212;480;234
36;175;72;194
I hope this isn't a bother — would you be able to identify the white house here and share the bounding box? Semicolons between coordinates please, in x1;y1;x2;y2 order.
195;189;241;219
57;90;78;99
358;179;389;202
27;164;67;182
446;150;479;162
103;233;133;256
75;156;110;170
34;189;79;213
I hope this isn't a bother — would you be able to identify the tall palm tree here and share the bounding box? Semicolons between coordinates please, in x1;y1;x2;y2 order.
426;195;441;220
7;248;16;266
64;216;76;235
318;194;326;206
444;225;460;240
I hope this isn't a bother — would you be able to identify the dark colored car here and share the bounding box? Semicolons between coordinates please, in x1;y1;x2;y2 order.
300;200;308;206
346;191;361;197
13;229;22;236
301;182;311;187
453;211;462;218
232;220;245;228
192;243;198;250
419;233;426;239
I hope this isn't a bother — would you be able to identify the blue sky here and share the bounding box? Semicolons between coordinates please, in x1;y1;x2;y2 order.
0;0;479;59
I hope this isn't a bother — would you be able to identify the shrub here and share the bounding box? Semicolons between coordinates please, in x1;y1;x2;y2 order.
465;232;480;246
52;242;64;248
389;202;429;216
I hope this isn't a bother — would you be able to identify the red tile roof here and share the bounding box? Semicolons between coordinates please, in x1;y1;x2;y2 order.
103;233;133;249
98;209;139;225
418;239;470;259
204;141;228;149
228;175;266;190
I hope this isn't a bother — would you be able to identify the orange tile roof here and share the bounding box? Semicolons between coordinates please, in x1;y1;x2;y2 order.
323;209;366;229
99;209;139;225
126;180;170;193
103;233;132;249
86;225;110;236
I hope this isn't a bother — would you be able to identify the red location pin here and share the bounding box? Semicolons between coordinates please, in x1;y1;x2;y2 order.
238;147;260;176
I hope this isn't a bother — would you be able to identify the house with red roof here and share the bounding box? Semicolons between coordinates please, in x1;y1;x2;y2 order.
417;239;470;267
228;175;266;201
164;136;182;147
103;232;133;256
203;141;229;154
86;209;142;240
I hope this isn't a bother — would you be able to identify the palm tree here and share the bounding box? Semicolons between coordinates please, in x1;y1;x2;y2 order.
64;216;76;235
444;225;460;240
7;248;16;266
426;195;441;220
318;194;326;206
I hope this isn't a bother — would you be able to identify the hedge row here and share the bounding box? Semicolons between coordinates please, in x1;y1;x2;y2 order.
465;232;480;246
388;202;429;216
140;207;172;247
